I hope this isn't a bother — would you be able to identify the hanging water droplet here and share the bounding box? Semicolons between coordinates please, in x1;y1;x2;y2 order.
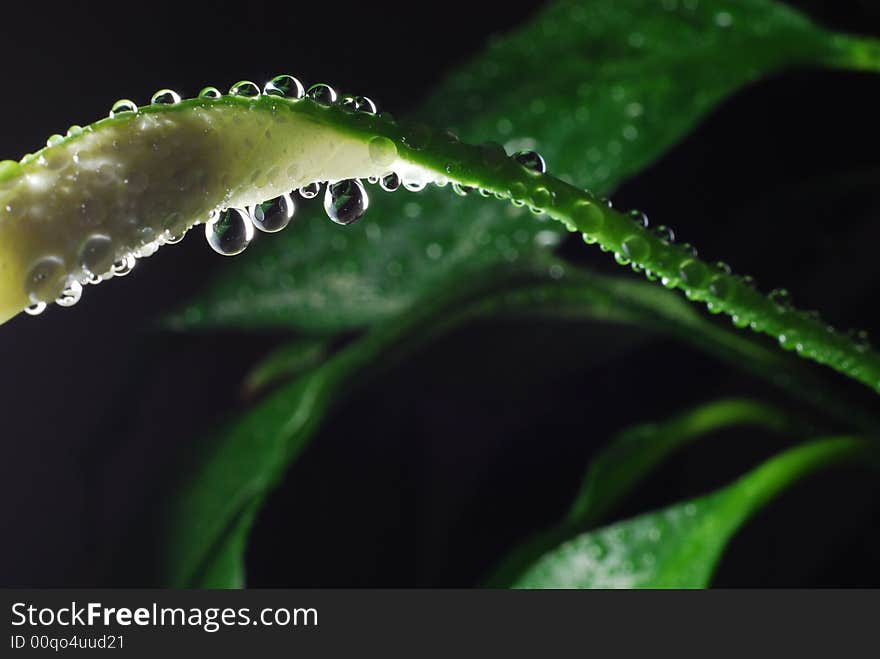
109;99;137;118
198;86;222;99
512;150;547;173
24;301;47;316
151;89;181;105
25;256;67;304
251;193;294;233
299;182;321;199
380;172;401;192
599;196;613;208
652;225;674;243
715;260;731;275
111;254;136;277
79;233;115;277
628;209;649;229
452;182;474;196
324;179;369;226
264;74;304;99
205;208;254;255
306;83;337;105
229;81;261;98
403;180;427;192
367;176;379;184
55;279;83;308
741;275;756;289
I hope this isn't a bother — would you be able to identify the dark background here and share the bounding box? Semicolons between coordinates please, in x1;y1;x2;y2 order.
1;0;879;587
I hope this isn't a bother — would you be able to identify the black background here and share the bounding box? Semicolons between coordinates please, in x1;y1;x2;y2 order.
1;0;879;587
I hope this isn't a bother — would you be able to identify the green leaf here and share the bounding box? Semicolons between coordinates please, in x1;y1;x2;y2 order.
486;398;791;586
513;437;868;588
161;262;876;587
242;337;329;398
171;0;854;332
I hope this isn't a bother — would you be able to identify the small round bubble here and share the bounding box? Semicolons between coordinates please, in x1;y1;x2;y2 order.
151;89;181;105
299;182;321;199
109;99;137;118
229;81;261;98
380;172;401;192
198;86;222;99
79;234;115;277
25;256;67;304
264;74;304;99
306;83;338;105
513;150;547;173
368;136;397;167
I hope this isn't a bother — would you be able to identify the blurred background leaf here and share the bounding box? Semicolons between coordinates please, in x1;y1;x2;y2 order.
513;437;869;588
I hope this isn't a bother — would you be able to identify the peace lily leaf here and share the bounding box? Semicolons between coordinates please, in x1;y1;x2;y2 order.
163;260;876;587
486;398;791;586
513;437;868;588
171;0;869;332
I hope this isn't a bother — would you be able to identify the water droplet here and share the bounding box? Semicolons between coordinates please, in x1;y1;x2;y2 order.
368;136;397;167
111;254;136;277
715;260;731;275
24;301;47;316
621;235;650;261
25;256;66;304
251;193;294;233
531;186;553;209
229;81;261;98
353;95;377;114
452;183;474;196
652;225;674;243
680;242;698;257
403;180;427;192
571;200;604;234
79;234;115;277
205;208;254;255
324;179;369;226
198;86;222;99
264;74;304;99
513;150;547;173
380;172;401;192
55;280;83;308
599;196;613;208
306;83;337;105
769;288;792;310
109;99;137;118
426;243;443;260
708;276;730;299
66;125;83;138
299;182;321;199
46;134;63;147
679;259;707;287
848;329;871;352
151;89;181;105
628;209;649;229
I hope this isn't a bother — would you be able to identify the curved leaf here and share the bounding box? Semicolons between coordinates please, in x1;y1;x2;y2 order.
486;398;791;586
171;0;860;332
514;437;868;588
